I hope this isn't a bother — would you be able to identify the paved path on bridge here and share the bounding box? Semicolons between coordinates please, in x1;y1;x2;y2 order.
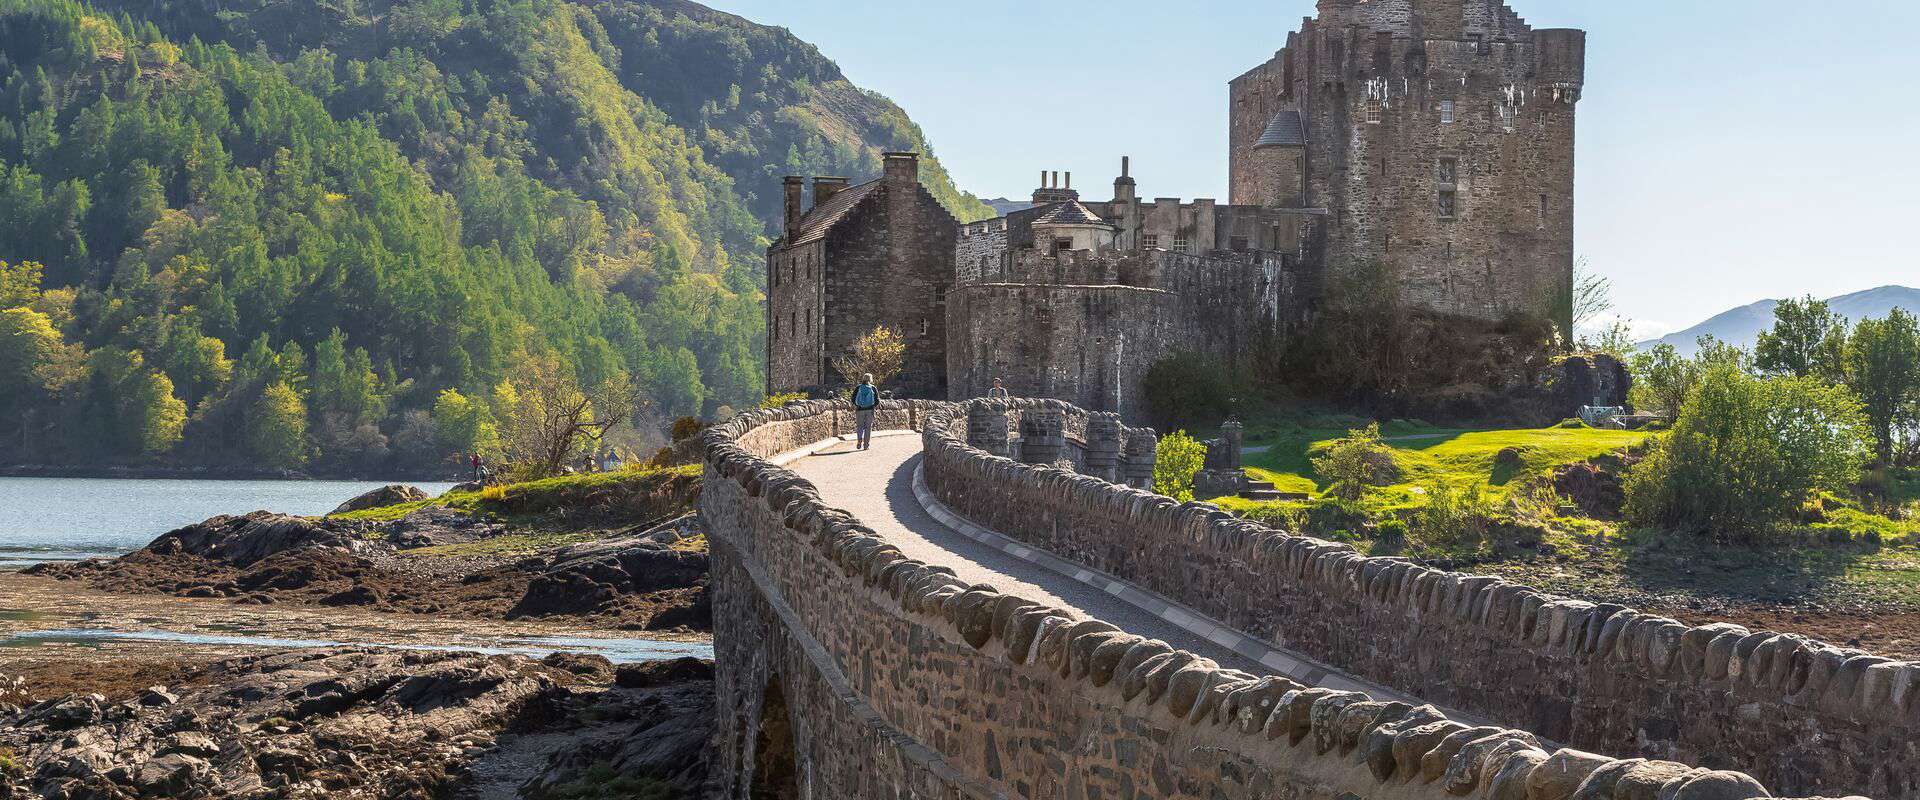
785;432;1478;719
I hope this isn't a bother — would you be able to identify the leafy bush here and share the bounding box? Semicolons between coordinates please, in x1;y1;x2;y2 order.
1624;365;1869;539
1153;431;1207;502
1413;479;1495;551
1142;352;1237;433
759;392;809;410
1310;423;1397;501
669;417;707;442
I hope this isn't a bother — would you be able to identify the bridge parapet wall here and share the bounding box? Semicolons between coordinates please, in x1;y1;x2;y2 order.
921;397;1909;798
699;399;1846;800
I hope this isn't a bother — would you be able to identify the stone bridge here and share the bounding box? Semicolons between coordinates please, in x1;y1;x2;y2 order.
698;398;1904;800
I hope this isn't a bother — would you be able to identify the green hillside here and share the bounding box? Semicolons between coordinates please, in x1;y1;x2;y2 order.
0;0;988;474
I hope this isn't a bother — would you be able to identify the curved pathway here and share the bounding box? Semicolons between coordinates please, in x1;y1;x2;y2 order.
784;431;1488;724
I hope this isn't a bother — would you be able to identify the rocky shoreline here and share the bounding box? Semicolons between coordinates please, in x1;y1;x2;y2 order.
0;649;713;800
25;487;711;632
1;476;720;799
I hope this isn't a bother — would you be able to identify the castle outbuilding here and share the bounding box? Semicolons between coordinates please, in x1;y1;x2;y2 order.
765;153;959;398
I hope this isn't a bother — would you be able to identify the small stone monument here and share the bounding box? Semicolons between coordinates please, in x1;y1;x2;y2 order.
1193;419;1251;499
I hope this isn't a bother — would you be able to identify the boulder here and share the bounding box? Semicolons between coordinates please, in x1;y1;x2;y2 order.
615;658;715;689
331;484;429;514
149;511;363;567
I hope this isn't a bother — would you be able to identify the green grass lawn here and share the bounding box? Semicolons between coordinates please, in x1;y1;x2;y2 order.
1211;420;1650;514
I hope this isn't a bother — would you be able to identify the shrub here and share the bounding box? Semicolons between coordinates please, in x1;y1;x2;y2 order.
1153;430;1207;502
1141;352;1237;433
1374;517;1410;546
759;391;808;410
1624;365;1869;540
669;416;706;441
1413;479;1494;551
1311;423;1397;501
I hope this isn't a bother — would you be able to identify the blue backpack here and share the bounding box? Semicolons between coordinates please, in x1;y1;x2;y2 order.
853;384;878;410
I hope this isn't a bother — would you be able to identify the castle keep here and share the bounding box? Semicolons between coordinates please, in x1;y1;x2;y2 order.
1231;0;1585;330
767;0;1584;420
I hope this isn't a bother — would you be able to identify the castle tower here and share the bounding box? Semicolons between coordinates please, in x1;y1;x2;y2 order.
1228;0;1584;333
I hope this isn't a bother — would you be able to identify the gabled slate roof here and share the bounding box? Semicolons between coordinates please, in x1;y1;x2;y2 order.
785;179;883;246
1255;110;1306;148
1030;201;1115;228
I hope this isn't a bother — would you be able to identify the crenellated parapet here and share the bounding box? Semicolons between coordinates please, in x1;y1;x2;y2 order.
921;397;1911;798
703;398;1845;799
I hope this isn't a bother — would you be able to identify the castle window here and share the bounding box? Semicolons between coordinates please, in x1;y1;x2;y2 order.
1054;238;1074;254
934;285;947;305
806;309;813;334
1437;158;1457;185
1440;100;1455;124
1438;190;1457;219
769;259;778;288
805;254;812;280
1141;234;1160;250
1364;98;1383;124
1172;236;1190;253
1539;194;1549;227
1499;104;1516;132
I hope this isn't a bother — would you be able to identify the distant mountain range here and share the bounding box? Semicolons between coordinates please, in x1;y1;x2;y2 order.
1639;286;1920;355
981;198;1036;217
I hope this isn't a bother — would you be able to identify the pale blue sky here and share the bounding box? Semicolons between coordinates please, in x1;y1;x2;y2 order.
708;1;1920;336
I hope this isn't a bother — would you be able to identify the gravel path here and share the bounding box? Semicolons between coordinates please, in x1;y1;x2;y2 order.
788;435;1271;675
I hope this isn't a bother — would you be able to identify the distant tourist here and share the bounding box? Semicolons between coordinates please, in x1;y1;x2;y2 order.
987;378;1010;399
469;452;482;481
852;373;879;450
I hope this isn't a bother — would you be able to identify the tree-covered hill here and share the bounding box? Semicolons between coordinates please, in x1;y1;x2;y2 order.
0;0;989;475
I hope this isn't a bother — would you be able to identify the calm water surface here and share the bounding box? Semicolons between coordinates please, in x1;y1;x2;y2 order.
0;477;457;567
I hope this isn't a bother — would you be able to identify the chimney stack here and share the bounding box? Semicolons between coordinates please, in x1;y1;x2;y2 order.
813;176;849;206
882;152;919;187
782;176;805;239
1065;172;1072;190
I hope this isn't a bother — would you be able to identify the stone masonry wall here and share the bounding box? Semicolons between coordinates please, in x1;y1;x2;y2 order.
702;399;1817;800
945;284;1184;416
802;176;957;399
1229;0;1581;331
767;240;826;391
922;398;1912;798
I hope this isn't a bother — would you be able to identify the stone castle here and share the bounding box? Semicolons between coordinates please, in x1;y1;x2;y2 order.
767;0;1585;419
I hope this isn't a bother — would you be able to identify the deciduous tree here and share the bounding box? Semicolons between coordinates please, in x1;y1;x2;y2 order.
1754;296;1849;382
1843;309;1920;465
500;357;637;477
831;325;904;390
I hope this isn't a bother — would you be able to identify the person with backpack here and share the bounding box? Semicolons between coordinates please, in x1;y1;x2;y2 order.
852;373;879;450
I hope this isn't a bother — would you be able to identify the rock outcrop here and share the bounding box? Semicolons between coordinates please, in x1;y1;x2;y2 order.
330;485;430;515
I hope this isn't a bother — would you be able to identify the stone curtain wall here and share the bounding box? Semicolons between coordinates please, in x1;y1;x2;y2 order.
944;284;1185;417
701;399;1833;800
922;397;1910;798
